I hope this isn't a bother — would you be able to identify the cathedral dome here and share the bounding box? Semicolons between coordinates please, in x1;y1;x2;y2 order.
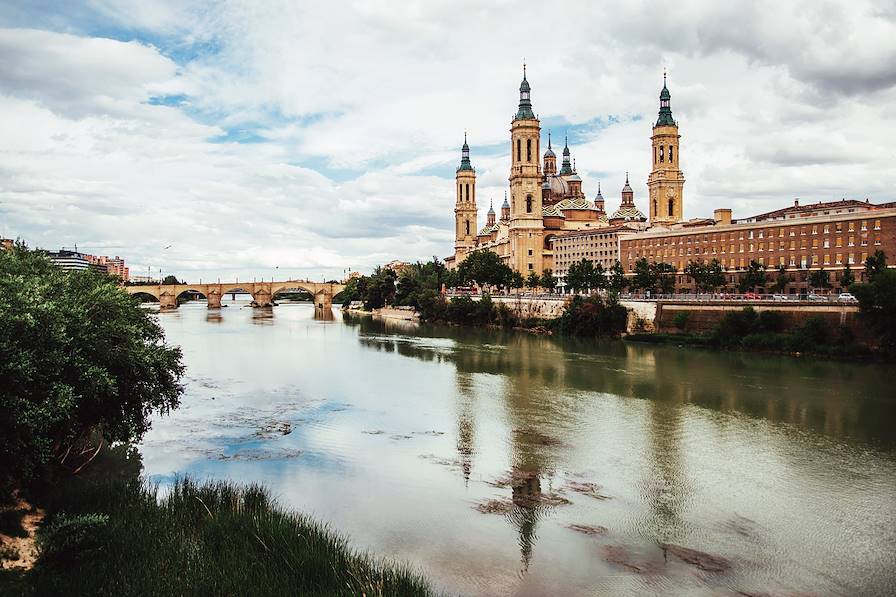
611;204;646;221
545;174;569;196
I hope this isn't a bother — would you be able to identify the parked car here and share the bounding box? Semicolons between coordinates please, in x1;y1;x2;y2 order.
743;292;761;300
772;294;789;301
807;293;827;301
838;292;858;303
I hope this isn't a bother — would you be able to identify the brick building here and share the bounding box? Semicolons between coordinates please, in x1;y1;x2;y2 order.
619;202;896;294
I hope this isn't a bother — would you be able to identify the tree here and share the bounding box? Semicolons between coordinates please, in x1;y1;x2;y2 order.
631;258;655;293
809;268;832;292
738;260;767;293
589;262;607;291
851;268;896;352
703;259;726;292
162;274;181;285
510;270;525;293
773;265;791;293
364;266;396;309
608;261;628;292
457;251;513;289
652;262;676;294
864;250;887;282
840;263;855;289
0;245;184;487
540;269;557;292
526;271;541;290
684;261;705;293
567;259;595;294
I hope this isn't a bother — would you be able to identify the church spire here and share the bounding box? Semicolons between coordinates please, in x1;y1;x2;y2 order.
656;71;675;127
457;132;473;171
559;135;573;175
514;62;535;120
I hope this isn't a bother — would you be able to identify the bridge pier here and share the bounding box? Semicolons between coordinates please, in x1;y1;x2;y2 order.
314;290;333;311
252;284;273;308
159;289;178;311
206;287;222;309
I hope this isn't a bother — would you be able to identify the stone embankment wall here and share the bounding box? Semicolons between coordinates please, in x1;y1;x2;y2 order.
491;296;567;319
654;302;862;335
373;306;419;322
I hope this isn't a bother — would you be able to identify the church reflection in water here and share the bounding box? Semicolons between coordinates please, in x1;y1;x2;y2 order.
348;312;895;572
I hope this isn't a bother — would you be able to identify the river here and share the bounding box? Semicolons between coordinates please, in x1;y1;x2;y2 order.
139;301;896;596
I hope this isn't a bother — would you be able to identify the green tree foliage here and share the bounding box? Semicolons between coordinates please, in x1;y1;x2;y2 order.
364;266;396;310
809;268;832;291
334;276;367;304
510;270;524;291
525;271;541;290
566;259;593;293
686;259;725;293
456;251;513;289
738;260;767;292
554;295;628;337
608;261;628;292
631;258;654;292
161;274;181;285
540;269;557;292
851;266;896;353
773;265;791;293
394;260;448;310
840;263;855;288
864;250;887;282
653;262;676;294
0;245;184;487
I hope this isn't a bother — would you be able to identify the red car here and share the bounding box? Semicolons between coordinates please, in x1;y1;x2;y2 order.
743;292;761;300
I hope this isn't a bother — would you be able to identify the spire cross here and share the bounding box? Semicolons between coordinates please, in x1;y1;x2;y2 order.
626;171;630;183
548;130;551;148
464;130;467;143
523;60;526;79
663;67;667;86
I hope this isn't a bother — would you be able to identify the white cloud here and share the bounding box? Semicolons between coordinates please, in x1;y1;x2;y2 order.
0;1;895;280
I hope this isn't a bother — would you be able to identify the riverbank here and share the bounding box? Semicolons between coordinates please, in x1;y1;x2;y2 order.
2;474;435;596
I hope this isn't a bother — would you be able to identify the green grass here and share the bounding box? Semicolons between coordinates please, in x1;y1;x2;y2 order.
25;476;437;597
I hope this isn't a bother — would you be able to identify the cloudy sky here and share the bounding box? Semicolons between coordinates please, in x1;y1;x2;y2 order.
1;1;895;281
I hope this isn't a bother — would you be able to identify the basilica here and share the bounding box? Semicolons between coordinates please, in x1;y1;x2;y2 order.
445;68;685;274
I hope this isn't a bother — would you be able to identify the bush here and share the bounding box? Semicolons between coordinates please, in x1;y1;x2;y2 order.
37;513;110;563
554;295;628;337
672;311;690;330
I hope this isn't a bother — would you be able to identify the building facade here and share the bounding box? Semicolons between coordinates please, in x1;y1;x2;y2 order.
619;203;896;293
446;67;671;273
550;224;637;290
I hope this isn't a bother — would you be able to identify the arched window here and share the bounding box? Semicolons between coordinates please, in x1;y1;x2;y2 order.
526;195;533;213
653;200;658;216
660;146;664;163
526;139;532;162
458;184;461;202
465;183;470;201
669;146;674;162
668;198;674;217
654;146;657;164
465;220;470;235
517;139;522;162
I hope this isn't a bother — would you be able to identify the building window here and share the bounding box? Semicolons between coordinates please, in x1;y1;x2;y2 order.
526;195;532;213
668;198;674;216
824;254;830;265
659;146;664;162
527;263;533;270
528;249;533;256
654;147;657;164
517;139;521;162
526;139;532;162
465;220;470;235
669;146;674;162
874;219;881;230
465;183;470;201
861;221;867;231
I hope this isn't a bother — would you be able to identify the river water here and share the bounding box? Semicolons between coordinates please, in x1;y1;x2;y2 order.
140;301;896;596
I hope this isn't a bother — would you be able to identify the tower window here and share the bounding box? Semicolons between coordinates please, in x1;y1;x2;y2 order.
669;146;674;162
668;198;674;217
660;146;664;163
526;139;532;162
517;139;521;162
465;220;470;235
526;195;532;213
465;183;470;201
654;147;657;164
653;199;658;216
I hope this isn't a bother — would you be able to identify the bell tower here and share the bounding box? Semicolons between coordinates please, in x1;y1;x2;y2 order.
648;72;685;225
454;133;477;260
509;64;544;275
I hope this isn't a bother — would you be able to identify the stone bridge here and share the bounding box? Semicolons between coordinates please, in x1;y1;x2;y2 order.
125;280;346;311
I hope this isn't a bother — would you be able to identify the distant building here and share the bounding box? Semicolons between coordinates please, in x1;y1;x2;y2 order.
47;250;129;279
1;238;13;251
619;202;896;294
48;250;93;272
383;260;411;275
550;224;639;290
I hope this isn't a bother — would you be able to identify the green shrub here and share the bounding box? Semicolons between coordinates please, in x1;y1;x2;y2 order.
755;311;784;333
672;311;690;330
37;513;110;563
555;295;628;337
